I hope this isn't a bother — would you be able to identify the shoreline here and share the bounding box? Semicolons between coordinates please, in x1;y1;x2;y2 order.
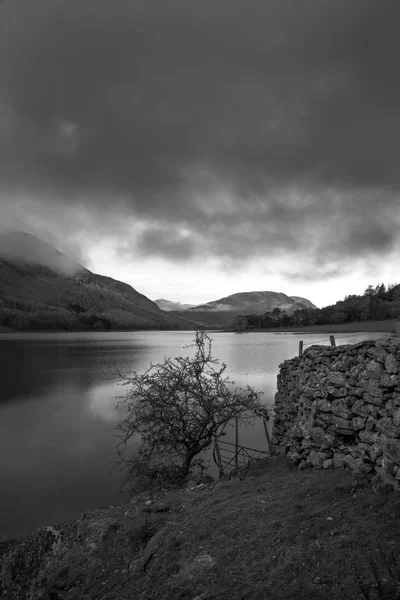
227;319;397;335
0;320;397;335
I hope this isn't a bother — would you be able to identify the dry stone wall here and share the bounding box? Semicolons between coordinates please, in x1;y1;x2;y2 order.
271;338;400;490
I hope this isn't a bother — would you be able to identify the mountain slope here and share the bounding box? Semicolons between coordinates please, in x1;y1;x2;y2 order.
168;291;317;327
154;299;196;311
289;296;317;309
191;291;316;313
0;232;197;331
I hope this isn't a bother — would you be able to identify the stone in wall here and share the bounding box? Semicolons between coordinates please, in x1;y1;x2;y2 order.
271;338;400;491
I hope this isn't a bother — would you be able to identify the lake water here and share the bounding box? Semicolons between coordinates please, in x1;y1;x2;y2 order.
0;329;390;541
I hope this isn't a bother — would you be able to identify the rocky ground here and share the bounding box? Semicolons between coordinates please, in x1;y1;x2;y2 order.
2;456;400;600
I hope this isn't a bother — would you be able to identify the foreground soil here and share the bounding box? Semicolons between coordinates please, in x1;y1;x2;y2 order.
2;457;400;600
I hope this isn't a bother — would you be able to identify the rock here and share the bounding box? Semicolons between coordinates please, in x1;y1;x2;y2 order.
366;359;384;379
317;449;333;459
331;360;346;372
332;415;354;430
381;455;396;475
352;400;370;417
332;399;353;420
385;353;400;374
316;398;332;412
303;386;315;398
380;374;399;388
347;387;364;397
328;372;347;387
368;346;388;364
380;436;400;463
359;429;379;444
287;451;302;465
317;412;334;425
376;418;400;438
363;392;383;406
386;398;395;412
372;473;395;494
368;443;383;461
393;408;400;427
290;425;303;440
323;459;334;469
320;433;336;450
352;416;366;430
310;427;326;444
366;407;379;421
343;455;372;474
326;385;348;399
308;449;323;468
333;453;346;468
366;380;384;399
347;446;366;458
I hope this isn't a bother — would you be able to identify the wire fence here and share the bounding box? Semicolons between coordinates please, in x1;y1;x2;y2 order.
298;331;391;356
302;331;370;349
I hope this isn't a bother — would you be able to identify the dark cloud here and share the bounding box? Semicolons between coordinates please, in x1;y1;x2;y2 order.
0;0;400;272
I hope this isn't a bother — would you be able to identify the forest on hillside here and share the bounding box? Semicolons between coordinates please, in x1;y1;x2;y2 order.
0;277;191;332
231;283;400;331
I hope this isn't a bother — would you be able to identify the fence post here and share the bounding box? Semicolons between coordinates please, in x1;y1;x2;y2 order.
213;438;224;480
330;335;336;347
262;418;270;452
299;340;303;356
235;418;239;469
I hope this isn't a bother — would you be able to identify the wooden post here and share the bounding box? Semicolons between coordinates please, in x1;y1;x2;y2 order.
299;340;304;356
330;335;336;347
214;439;223;480
235;418;239;469
262;418;270;452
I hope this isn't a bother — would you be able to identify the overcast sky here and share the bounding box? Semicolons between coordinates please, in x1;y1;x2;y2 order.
0;0;399;307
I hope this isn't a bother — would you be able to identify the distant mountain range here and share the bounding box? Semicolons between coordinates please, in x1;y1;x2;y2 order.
0;232;317;332
155;291;317;328
0;232;197;331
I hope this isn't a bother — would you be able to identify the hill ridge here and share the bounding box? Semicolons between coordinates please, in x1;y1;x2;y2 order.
0;232;197;331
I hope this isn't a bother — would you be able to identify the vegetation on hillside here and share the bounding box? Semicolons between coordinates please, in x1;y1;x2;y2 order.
0;268;195;332
232;282;400;331
115;331;264;493
2;457;400;599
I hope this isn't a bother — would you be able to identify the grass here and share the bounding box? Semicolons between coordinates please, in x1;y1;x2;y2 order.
242;320;397;334
2;456;400;599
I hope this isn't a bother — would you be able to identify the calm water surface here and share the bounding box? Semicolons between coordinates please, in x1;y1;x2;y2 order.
0;329;389;540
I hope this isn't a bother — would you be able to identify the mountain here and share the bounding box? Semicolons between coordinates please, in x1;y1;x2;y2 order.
191;291;316;313
289;296;317;309
0;232;197;332
154;299;196;312
169;291;317;328
235;283;400;330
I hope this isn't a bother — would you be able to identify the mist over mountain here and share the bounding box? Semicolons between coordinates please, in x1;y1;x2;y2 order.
0;232;88;277
0;233;197;331
154;299;196;312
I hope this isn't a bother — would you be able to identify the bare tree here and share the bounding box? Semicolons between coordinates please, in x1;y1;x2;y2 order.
115;330;264;492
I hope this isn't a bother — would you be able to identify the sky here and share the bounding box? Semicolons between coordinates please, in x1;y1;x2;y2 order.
0;0;400;308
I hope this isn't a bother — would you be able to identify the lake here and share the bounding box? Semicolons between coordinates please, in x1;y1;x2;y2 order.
0;329;390;541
